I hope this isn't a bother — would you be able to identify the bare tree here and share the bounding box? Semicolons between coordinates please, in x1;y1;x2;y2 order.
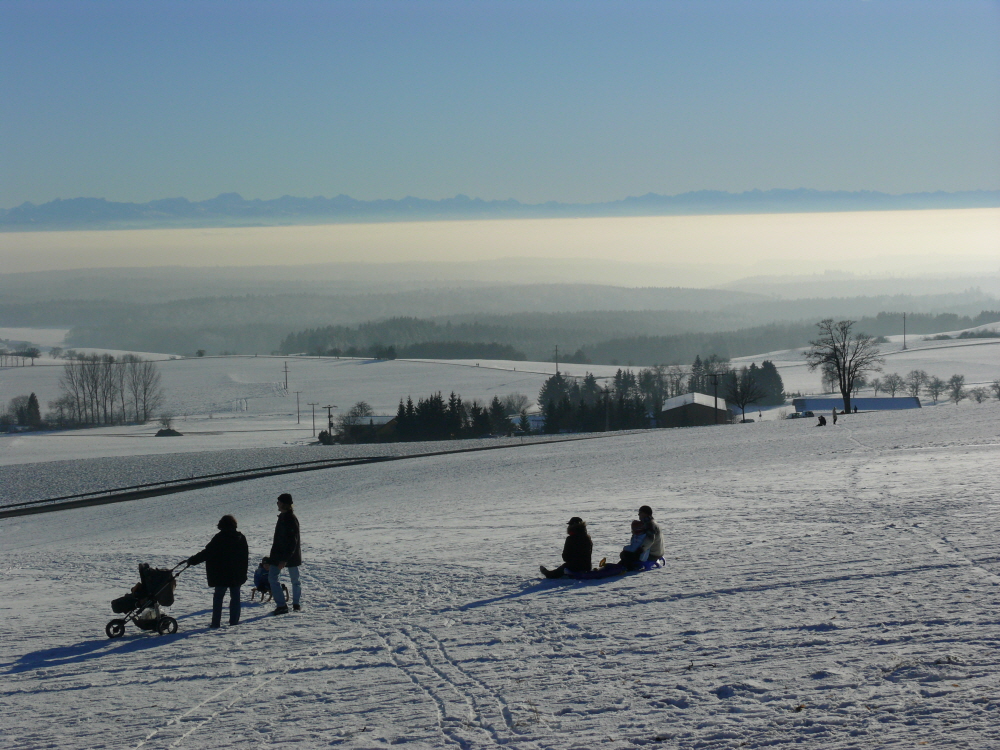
969;387;988;404
337;401;375;441
133;358;164;422
666;365;687;397
991;379;1000;401
724;366;768;422
926;376;946;404
905;370;928;398
805;319;884;413
947;374;966;404
869;377;882;397
501;392;530;415
851;375;867;398
883;373;904;397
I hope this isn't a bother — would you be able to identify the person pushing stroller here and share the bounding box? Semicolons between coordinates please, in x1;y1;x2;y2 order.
185;514;249;629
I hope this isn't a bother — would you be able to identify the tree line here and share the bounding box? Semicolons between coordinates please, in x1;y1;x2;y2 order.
867;370;1000;405
327;357;785;443
51;354;165;426
0;345;42;366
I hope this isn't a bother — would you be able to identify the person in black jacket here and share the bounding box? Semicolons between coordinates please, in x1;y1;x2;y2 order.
540;517;593;579
186;514;250;628
266;493;302;615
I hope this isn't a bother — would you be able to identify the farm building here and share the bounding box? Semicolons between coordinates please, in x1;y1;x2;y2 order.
793;397;922;413
660;391;733;428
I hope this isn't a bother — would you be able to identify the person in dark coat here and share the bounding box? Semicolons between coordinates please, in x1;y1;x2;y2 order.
266;493;302;615
186;514;249;628
540;517;593;579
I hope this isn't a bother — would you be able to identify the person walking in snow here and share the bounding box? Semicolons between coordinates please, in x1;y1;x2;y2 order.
186;514;249;629
636;505;664;563
540;517;593;578
832;408;837;425
266;493;302;615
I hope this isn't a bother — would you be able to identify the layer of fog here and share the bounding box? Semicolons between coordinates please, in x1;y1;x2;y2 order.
2;209;997;284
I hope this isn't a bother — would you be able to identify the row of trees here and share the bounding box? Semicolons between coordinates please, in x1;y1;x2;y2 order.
0;346;41;367
52;354;165;426
330;392;531;443
868;370;956;402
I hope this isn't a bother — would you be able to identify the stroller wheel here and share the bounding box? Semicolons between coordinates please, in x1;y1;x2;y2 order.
157;616;178;635
106;619;126;638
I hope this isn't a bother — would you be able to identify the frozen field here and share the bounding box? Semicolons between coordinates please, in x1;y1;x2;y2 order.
2;401;1000;749
2;323;997;466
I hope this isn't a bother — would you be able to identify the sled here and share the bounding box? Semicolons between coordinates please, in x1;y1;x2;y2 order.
565;556;666;580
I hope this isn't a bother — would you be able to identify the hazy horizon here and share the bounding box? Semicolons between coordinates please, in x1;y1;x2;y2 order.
2;209;997;287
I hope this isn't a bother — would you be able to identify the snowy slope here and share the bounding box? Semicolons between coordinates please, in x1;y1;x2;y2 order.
2;402;1000;748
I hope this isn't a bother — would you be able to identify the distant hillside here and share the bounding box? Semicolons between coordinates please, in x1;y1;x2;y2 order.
3;189;998;230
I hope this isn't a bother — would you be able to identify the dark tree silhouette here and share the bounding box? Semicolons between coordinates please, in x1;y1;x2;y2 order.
805;319;884;413
724;367;768;422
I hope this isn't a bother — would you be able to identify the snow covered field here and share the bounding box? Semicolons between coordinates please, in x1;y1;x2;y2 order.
2;400;1000;749
2;325;997;465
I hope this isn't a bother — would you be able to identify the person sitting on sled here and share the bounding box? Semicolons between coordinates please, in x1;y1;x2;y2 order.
618;519;650;570
632;505;663;565
540;517;593;579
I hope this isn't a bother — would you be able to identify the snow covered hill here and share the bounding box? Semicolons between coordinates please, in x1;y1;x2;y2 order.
2;402;1000;748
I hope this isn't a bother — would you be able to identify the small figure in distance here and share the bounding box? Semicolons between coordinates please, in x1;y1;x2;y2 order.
540;517;593;579
267;493;302;614
832;408;837;425
186;514;249;629
816;415;827;427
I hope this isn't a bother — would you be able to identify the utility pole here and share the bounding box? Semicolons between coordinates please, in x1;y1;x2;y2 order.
323;404;337;434
293;391;301;424
708;372;721;425
308;402;318;437
283;361;290;391
902;312;907;351
554;345;560;375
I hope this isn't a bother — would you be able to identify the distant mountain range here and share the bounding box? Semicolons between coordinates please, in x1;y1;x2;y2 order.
2;189;998;230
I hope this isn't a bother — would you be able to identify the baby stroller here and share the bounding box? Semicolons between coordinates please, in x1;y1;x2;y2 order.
106;562;189;638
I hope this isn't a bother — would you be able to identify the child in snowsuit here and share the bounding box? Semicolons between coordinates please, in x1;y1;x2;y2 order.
619;519;650;570
250;557;287;602
251;558;271;600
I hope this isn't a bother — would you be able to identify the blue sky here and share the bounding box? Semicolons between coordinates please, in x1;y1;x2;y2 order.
2;0;998;208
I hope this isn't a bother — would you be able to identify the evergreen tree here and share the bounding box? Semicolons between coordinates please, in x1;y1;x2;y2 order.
26;392;41;426
488;396;511;435
689;356;704;394
758;360;785;405
446;392;465;436
580;373;602;405
538;372;571;408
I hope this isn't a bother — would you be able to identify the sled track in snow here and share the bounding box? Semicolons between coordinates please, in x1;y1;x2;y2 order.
0;434;621;519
